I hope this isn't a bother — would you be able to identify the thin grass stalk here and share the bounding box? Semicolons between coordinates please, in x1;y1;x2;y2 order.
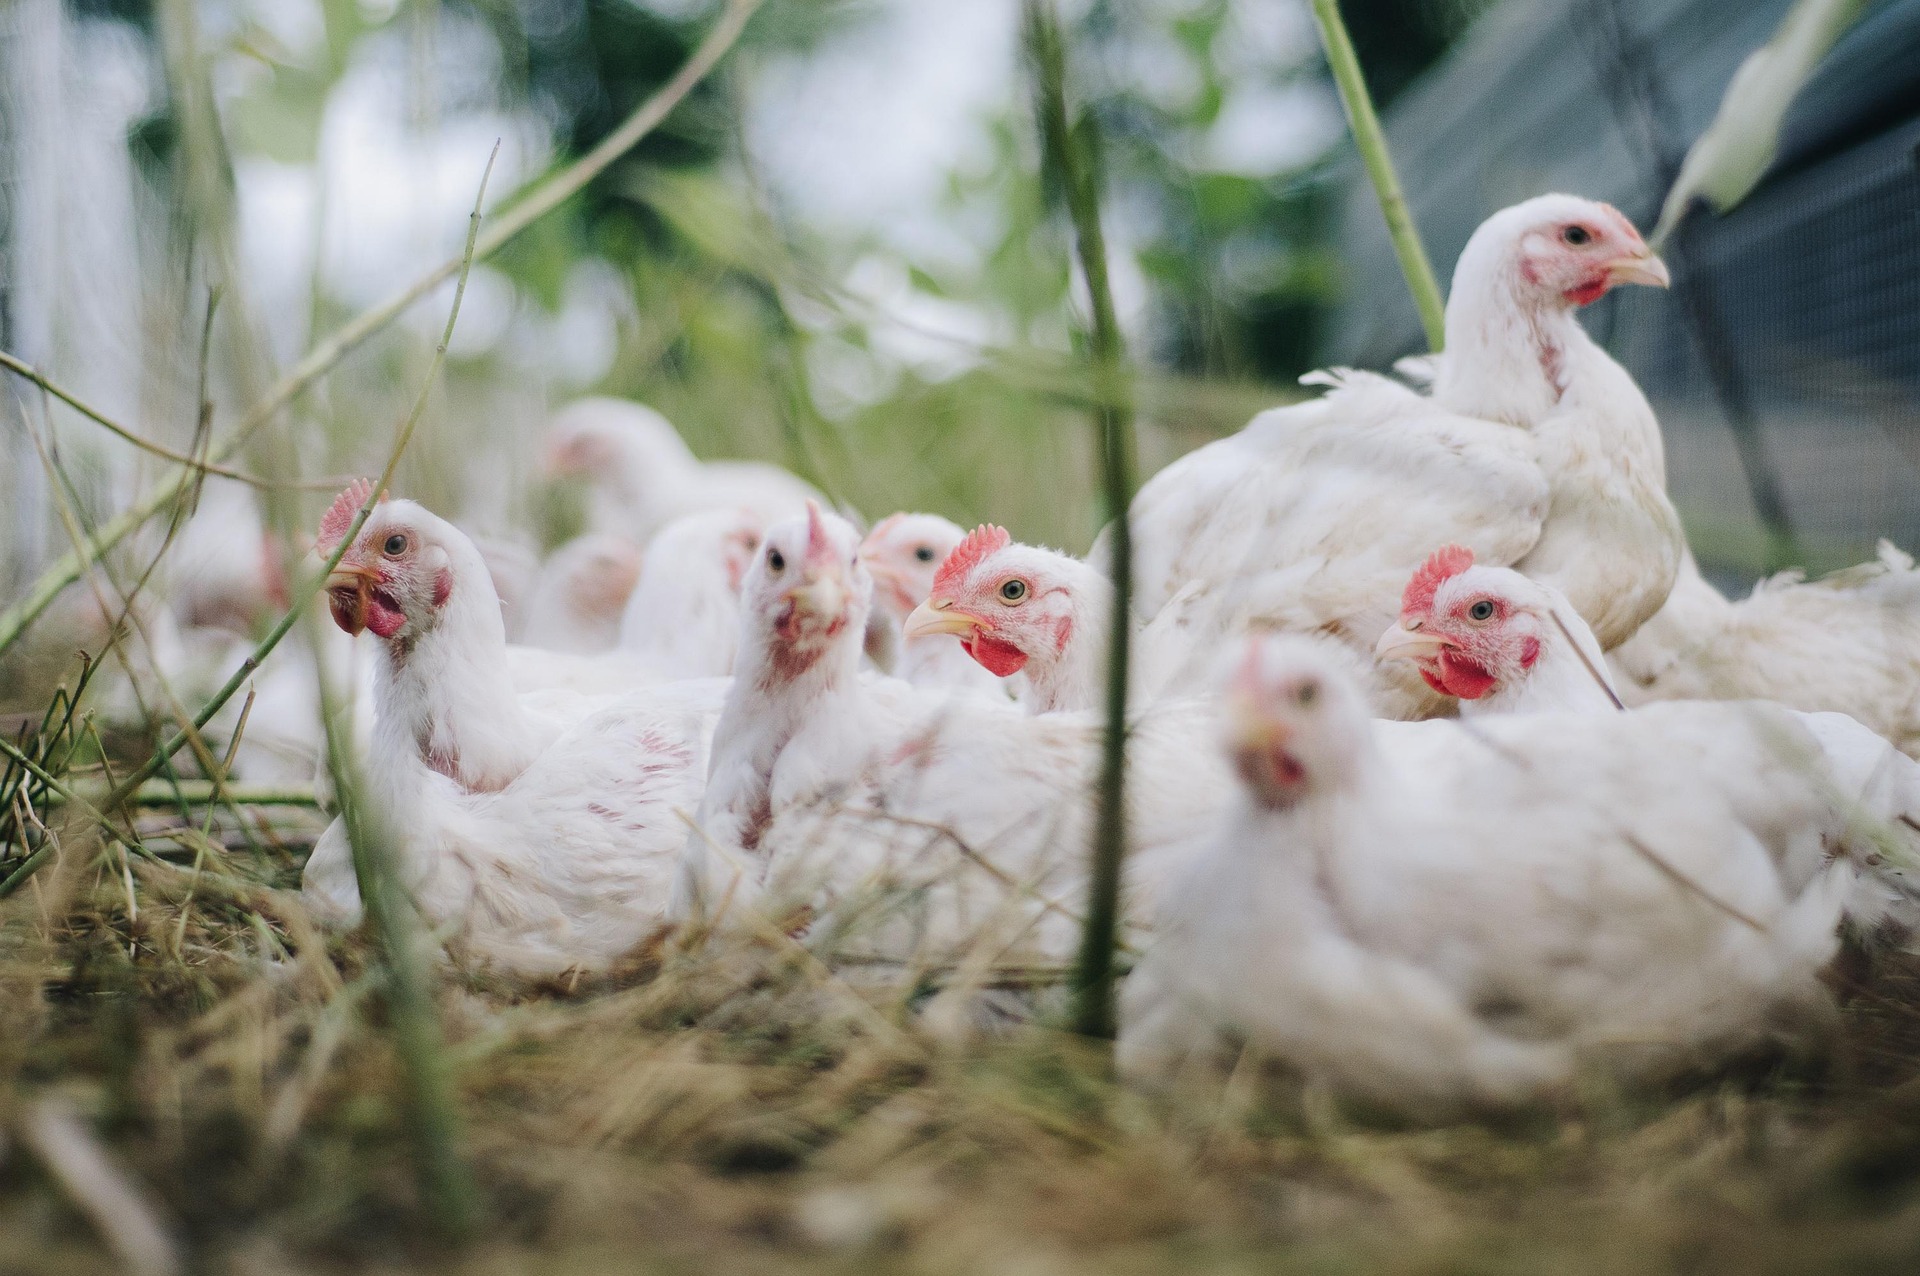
1023;0;1135;1040
291;149;505;1241
101;145;501;810
320;700;477;1235
1307;0;1446;352
0;0;762;657
2;139;493;903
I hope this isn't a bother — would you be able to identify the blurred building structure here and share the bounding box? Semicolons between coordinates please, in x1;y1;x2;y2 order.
1327;0;1920;574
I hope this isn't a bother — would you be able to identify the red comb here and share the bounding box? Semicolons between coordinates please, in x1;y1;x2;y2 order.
934;524;1010;597
318;479;377;552
1402;544;1475;618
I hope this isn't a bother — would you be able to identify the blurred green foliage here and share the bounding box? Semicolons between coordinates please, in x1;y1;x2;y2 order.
62;0;1484;553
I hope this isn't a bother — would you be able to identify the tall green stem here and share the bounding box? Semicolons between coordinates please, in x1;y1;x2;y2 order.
1024;0;1135;1040
1308;0;1447;351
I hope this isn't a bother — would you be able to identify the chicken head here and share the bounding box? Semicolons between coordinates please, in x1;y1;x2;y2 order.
902;524;1095;681
859;512;969;623
319;481;459;643
1225;635;1371;810
745;500;870;675
1487;194;1669;309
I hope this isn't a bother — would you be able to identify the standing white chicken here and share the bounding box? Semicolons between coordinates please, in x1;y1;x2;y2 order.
675;504;1229;966
299;481;724;977
541;397;822;544
1120;195;1681;718
1610;545;1920;758
858;513;1013;700
1118;635;1916;1107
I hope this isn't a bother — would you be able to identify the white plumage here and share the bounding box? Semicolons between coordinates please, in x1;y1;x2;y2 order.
1118;195;1682;717
541;397;822;544
1373;550;1920;924
616;506;765;679
299;484;721;977
516;532;644;654
1611;544;1920;758
1118;635;1919;1107
676;504;1229;968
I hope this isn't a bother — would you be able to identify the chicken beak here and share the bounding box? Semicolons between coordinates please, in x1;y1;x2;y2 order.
785;568;848;624
903;598;985;641
1374;621;1452;664
1225;692;1288;756
325;562;378;636
1605;250;1670;290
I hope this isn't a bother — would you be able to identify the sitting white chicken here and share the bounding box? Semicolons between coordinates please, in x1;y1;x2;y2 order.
1119;195;1681;718
858;512;1013;700
517;533;644;654
1118;634;1918;1108
299;481;724;978
1373;548;1920;915
541;397;821;544
1610;545;1920;758
616;506;764;679
903;524;1203;713
675;504;1229;967
1372;544;1619;716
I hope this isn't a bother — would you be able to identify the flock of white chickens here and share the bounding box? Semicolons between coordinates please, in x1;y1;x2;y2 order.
108;193;1920;1113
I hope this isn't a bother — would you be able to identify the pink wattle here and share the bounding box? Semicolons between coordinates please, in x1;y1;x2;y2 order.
964;634;1029;678
366;592;407;639
1435;650;1497;699
1563;276;1609;306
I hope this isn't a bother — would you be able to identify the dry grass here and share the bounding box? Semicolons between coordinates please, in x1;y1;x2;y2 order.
2;796;1920;1275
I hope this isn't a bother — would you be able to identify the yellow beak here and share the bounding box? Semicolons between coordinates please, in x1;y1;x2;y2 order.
1605;251;1670;289
1374;621;1452;664
325;562;378;591
903;598;985;641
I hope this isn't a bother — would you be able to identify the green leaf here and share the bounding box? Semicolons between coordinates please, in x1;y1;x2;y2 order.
1651;0;1868;247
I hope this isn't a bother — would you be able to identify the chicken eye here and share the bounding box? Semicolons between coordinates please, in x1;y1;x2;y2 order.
767;548;786;572
1468;599;1497;621
1295;680;1319;706
382;533;408;557
1563;224;1591;246
999;578;1028;604
914;545;936;562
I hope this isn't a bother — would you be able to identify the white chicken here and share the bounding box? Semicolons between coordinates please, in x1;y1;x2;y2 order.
468;532;540;641
541;397;822;544
858;512;1013;700
516;532;644;654
904;524;1204;713
1119;195;1682;718
299;481;724;977
1610;544;1920;758
675;504;1230;967
1372;544;1619;717
1118;634;1920;1108
616;506;765;679
1373;547;1920;907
